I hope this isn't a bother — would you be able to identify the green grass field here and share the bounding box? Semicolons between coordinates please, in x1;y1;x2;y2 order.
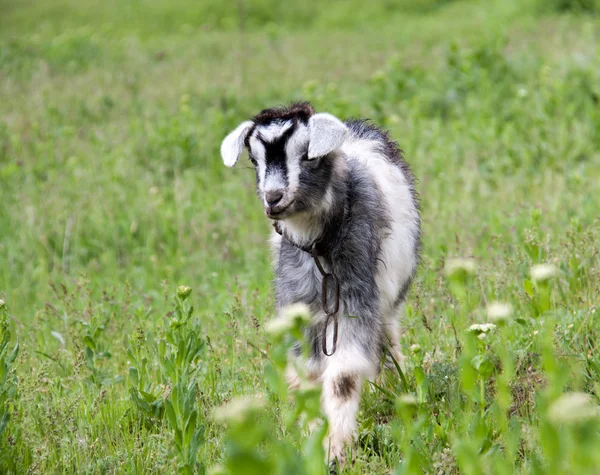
1;0;600;473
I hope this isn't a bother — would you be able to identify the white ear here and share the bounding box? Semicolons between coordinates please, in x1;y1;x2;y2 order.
307;113;348;159
220;121;253;167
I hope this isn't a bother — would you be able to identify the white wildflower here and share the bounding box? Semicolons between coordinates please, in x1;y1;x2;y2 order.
265;303;311;336
213;396;266;423
0;299;5;310
530;264;557;282
397;394;418;407
468;323;497;333
410;343;421;354
445;258;478;277
548;392;600;425
177;285;192;299
487;302;512;323
468;323;497;339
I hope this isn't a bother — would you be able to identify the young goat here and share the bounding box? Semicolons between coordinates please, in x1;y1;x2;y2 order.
221;102;421;465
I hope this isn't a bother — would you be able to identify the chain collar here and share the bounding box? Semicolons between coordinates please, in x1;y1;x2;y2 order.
272;205;346;356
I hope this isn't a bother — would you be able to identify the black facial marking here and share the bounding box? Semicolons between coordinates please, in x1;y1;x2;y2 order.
256;122;297;186
245;101;314;156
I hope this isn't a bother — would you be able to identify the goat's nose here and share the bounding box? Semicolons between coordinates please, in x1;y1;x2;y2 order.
265;190;283;207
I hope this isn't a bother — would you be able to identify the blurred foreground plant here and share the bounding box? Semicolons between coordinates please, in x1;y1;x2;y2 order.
212;303;327;475
391;254;600;474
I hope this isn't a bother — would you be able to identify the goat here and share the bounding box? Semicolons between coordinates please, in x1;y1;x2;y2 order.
220;102;421;466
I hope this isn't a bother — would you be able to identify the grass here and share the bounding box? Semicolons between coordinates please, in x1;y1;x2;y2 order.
1;0;600;472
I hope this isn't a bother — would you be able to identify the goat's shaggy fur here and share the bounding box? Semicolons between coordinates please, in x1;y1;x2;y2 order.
221;102;421;465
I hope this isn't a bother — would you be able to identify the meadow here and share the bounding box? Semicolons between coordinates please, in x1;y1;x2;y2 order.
1;0;600;473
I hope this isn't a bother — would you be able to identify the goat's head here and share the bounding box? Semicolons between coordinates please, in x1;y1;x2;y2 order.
220;102;348;220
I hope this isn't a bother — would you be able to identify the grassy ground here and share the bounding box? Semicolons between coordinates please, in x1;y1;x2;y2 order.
1;0;600;473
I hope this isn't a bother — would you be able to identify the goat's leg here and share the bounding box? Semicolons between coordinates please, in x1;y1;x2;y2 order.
320;332;379;466
321;370;363;466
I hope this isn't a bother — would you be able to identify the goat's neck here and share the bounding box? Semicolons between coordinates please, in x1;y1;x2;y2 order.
280;181;348;252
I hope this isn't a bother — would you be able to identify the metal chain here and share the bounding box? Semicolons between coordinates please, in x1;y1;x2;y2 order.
311;247;340;356
273;221;341;356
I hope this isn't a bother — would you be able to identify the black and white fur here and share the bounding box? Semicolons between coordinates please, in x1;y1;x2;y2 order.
221;102;421;464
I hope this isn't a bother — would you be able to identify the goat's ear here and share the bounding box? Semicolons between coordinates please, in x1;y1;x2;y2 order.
221;121;253;167
307;113;348;159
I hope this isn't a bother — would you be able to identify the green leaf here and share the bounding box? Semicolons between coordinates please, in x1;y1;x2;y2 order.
370;381;399;400
126;349;138;367
129;366;139;386
174;427;183;451
130;388;151;413
84;346;95;367
171;384;181;415
303;420;327;473
7;341;19;364
140;390;157;404
165;399;178;431
0;413;9;437
414;366;426;386
226;447;271;475
184;383;197;416
83;335;96;351
471;355;494;379
161;358;176;380
184;410;197;447
177;463;194;475
189;426;205;465
523;279;535;299
389;350;410;392
414;366;429;402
